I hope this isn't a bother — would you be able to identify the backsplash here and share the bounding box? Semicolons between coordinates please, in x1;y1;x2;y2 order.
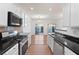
67;27;79;37
55;27;79;37
7;27;22;32
0;27;22;32
0;27;7;32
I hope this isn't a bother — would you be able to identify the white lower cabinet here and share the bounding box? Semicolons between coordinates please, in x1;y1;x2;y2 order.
50;37;54;52
48;35;51;47
64;47;77;55
3;43;18;55
28;34;31;47
48;35;54;52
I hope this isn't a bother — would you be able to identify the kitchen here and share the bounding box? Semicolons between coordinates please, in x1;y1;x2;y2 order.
0;3;79;55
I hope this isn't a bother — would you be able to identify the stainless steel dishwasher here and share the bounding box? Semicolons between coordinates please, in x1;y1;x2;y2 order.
53;33;64;55
53;40;64;55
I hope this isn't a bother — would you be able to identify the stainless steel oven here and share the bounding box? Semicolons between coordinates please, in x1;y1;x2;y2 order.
0;32;18;51
19;36;28;55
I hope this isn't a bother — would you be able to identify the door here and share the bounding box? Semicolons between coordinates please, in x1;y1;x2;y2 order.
48;24;55;33
35;24;44;35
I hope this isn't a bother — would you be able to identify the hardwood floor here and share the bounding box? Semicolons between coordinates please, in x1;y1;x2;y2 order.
26;35;52;55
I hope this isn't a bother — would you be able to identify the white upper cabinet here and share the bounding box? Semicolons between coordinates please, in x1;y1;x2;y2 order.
21;11;31;33
14;7;21;17
24;14;31;33
56;3;79;28
21;11;25;27
0;4;9;26
7;4;21;17
63;4;71;27
71;3;79;27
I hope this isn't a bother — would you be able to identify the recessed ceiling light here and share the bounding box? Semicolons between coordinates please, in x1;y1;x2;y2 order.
37;20;41;22
30;7;34;10
59;14;63;17
48;8;52;11
32;14;48;19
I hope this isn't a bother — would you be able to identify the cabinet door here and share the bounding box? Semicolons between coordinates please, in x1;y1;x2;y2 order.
63;4;71;27
22;41;28;55
3;43;18;55
48;35;54;52
71;3;79;27
0;4;9;26
22;13;31;33
21;11;25;27
48;35;51;48
50;37;54;52
26;15;31;33
28;34;31;47
64;47;76;55
14;7;21;17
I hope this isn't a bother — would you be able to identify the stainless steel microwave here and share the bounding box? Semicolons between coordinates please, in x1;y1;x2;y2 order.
8;11;22;27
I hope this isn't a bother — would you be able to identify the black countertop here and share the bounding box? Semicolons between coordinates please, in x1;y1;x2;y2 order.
49;33;79;55
0;34;28;55
0;39;18;55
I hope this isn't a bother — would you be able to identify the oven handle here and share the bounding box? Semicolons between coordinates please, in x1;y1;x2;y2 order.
20;40;28;46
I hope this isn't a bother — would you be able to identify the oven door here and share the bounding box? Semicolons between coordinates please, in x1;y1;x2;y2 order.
22;41;28;55
19;39;28;55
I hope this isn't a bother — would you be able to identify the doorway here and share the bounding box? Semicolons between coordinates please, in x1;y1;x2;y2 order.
35;24;44;35
48;24;55;33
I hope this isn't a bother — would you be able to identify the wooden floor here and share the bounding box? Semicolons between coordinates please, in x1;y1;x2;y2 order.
26;35;52;55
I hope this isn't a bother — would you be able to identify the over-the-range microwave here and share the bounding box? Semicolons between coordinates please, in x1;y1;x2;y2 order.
8;11;22;27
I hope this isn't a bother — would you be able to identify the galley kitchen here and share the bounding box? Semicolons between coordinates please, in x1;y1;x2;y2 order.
0;3;79;55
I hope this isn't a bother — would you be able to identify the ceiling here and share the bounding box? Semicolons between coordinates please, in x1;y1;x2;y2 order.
16;3;66;20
